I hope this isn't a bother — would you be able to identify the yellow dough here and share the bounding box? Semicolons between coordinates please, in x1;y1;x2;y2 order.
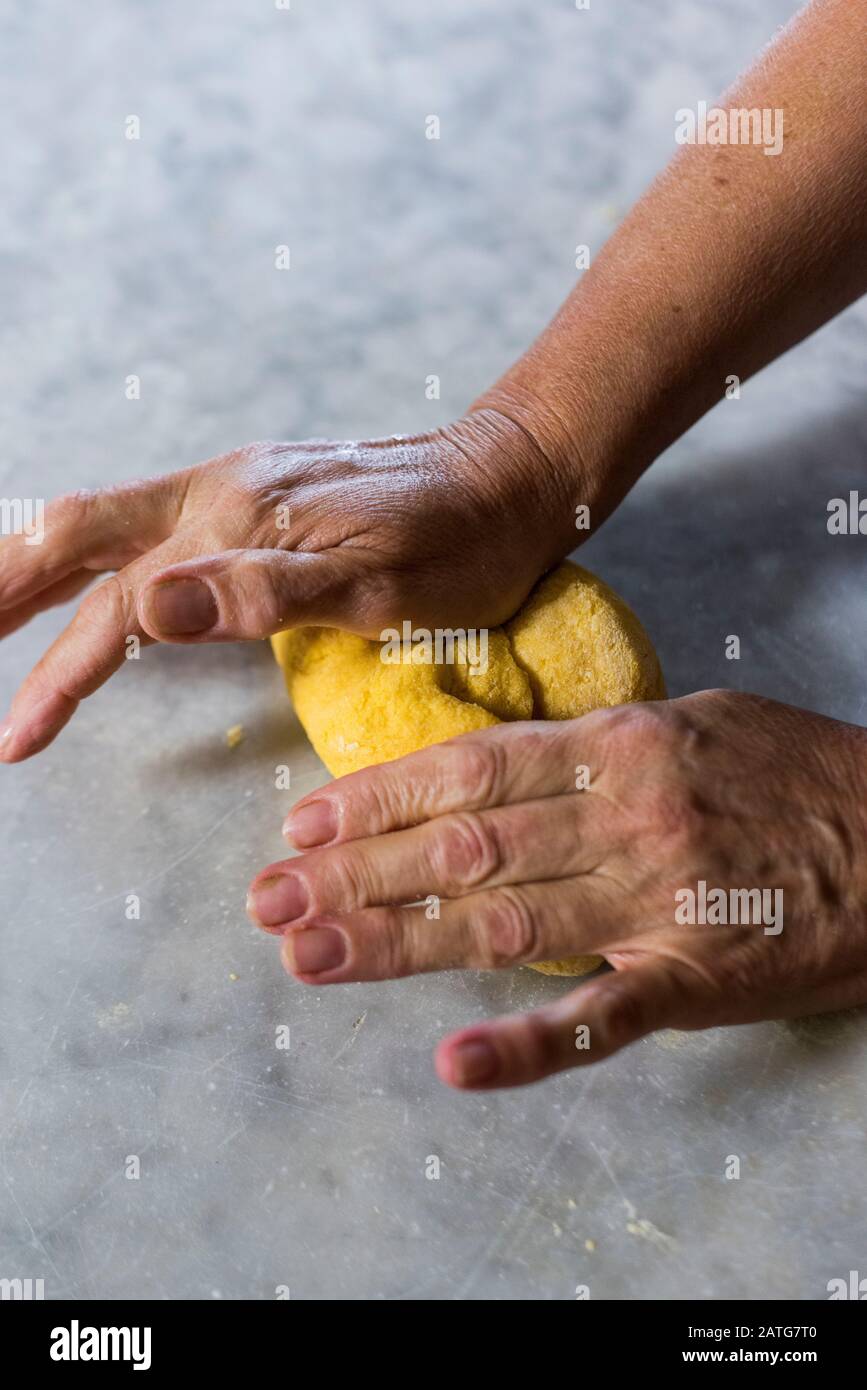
271;561;664;977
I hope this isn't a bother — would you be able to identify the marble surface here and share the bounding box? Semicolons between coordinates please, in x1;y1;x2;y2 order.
2;0;866;1300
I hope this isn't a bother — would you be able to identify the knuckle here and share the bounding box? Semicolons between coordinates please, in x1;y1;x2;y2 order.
250;556;290;634
77;575;128;630
474;887;539;967
453;737;507;807
214;551;291;635
687;687;739;715
602;980;647;1046
602;701;675;754
376;906;414;979
433;811;502;891
513;1011;560;1080
320;847;369;910
373;776;417;836
47;488;101;531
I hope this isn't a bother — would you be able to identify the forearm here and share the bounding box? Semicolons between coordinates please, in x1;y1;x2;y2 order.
473;0;867;525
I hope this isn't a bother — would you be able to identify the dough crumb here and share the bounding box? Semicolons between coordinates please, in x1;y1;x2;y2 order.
97;1002;131;1029
585;1238;596;1252
226;724;245;748
228;972;239;982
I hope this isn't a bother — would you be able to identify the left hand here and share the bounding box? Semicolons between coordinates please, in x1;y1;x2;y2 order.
247;690;867;1089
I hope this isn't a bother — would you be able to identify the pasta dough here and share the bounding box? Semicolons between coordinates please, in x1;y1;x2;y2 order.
272;561;664;976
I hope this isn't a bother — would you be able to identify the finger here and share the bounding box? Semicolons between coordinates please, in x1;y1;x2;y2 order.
248;794;621;929
0;536;194;763
283;720;604;849
277;876;624;983
0;570;101;641
435;958;684;1090
0;478;184;613
137;547;358;643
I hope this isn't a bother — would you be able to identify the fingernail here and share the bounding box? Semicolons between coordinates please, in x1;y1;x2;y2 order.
284;800;337;848
247;873;308;927
147;579;218;635
452;1038;498;1087
0;719;13;759
286;926;346;975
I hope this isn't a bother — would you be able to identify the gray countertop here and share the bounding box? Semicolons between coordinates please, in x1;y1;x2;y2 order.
1;0;865;1300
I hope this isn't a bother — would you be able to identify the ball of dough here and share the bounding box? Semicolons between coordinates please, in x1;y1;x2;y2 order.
271;561;664;976
526;956;603;978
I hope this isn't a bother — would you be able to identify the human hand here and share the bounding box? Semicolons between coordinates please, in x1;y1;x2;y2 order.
0;410;581;763
247;690;867;1089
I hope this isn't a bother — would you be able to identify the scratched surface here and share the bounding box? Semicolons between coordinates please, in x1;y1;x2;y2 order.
2;0;867;1300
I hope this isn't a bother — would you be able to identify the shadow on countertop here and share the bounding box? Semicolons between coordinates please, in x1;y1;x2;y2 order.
575;399;867;725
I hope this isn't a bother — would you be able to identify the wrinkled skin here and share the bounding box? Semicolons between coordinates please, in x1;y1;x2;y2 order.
0;411;574;763
4;427;867;1092
247;691;867;1089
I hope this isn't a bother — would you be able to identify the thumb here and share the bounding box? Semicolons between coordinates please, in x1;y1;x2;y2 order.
436;957;687;1090
137;548;356;642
